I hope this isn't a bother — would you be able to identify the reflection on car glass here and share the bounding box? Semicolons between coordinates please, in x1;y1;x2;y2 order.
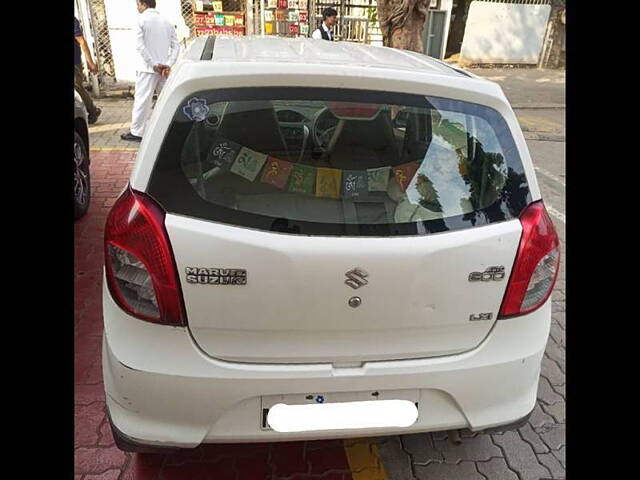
149;90;530;236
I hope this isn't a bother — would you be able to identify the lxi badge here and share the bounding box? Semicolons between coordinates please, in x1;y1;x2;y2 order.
185;267;247;285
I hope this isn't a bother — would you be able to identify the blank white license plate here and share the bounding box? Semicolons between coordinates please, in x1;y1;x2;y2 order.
261;390;419;432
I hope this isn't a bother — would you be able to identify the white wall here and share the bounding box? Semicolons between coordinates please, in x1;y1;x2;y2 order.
460;1;550;64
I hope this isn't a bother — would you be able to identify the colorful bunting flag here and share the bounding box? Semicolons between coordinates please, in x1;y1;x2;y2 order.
214;14;225;26
342;170;368;199
206;137;241;170
278;0;288;8
230;147;268;181
316;167;342;199
300;23;309;35
299;0;307;9
267;0;277;8
288;164;316;195
260;156;294;190
299;11;308;22
392;162;420;192
367;166;391;192
288;0;299;8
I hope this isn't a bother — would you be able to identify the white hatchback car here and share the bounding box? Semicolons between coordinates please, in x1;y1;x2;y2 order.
102;36;559;452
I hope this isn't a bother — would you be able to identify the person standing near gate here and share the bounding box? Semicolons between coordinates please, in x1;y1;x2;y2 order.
74;17;102;124
312;8;337;41
121;0;179;142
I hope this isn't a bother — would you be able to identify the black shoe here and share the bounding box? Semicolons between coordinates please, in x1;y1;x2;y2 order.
88;107;102;125
120;132;142;142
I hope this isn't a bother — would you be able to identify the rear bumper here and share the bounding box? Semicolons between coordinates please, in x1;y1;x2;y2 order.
102;284;551;447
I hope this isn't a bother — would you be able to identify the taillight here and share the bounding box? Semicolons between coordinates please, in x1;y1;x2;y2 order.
104;186;187;326
499;201;560;318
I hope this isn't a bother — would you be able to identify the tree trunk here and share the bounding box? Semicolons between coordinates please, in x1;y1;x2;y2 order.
445;0;468;58
538;1;566;68
377;0;431;53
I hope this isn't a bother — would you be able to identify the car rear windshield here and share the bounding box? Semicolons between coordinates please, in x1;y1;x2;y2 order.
147;87;531;236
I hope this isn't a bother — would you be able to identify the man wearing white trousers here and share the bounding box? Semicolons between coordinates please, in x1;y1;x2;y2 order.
121;0;179;142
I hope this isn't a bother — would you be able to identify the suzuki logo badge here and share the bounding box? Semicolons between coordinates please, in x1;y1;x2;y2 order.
345;268;369;289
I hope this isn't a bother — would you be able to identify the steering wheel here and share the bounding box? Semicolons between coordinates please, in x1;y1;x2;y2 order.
311;107;340;149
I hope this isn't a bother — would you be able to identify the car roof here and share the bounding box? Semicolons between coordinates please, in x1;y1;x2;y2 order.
185;36;476;80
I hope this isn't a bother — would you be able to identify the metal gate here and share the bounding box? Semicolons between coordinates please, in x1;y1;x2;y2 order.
312;0;373;43
423;9;446;58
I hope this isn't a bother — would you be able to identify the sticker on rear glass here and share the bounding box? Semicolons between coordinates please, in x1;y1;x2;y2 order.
230;147;268;181
206;137;241;170
261;156;294;190
367;166;391;192
393;162;420;192
342;171;368;199
182;97;209;122
316;167;342;199
287;164;316;195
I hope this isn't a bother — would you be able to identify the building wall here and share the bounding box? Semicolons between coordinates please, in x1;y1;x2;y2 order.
460;1;550;64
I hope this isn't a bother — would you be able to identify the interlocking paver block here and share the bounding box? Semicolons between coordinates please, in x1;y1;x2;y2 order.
476;458;519;480
541;354;565;387
549;321;565;347
74;447;128;474
84;470;122;480
415;461;484;480
538;452;566;479
433;432;502;464
544;337;565;371
552;445;565;469
75;402;105;447
538;376;564;407
518;423;549;454
271;441;308;478
537;423;565;451
541;400;565;424
161;459;236;480
376;437;414;480
401;433;444;464
491;431;551;480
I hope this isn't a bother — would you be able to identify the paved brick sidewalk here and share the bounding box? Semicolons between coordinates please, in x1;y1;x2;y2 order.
75;99;565;480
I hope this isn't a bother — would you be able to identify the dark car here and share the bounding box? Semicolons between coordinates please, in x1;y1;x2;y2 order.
74;91;91;219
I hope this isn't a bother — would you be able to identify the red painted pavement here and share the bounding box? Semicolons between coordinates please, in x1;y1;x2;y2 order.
74;150;353;479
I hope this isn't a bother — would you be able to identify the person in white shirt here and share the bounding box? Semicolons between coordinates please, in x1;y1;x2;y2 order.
311;8;337;41
121;0;179;142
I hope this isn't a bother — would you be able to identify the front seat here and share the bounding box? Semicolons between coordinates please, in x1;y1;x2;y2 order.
217;100;290;161
328;110;400;170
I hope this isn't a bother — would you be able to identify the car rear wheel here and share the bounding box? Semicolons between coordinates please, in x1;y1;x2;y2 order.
74;131;90;219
